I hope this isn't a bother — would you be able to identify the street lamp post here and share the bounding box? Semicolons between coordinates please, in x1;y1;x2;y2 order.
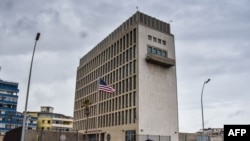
201;78;210;141
21;33;41;141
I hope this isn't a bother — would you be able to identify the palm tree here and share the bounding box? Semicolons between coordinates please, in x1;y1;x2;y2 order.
81;99;91;141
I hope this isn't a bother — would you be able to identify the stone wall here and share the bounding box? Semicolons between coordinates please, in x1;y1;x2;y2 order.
25;130;84;141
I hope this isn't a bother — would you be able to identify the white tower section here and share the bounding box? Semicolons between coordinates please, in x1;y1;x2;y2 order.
137;24;179;141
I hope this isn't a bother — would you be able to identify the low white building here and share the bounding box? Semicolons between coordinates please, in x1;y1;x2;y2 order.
28;106;73;131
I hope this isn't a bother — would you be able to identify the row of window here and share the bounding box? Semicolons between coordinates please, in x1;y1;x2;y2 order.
41;120;70;125
79;28;137;76
148;46;168;58
99;91;136;114
0;123;21;129
41;127;51;130
0;84;18;92
41;120;51;124
99;108;136;128
148;35;167;45
77;45;136;87
75;60;137;100
75;91;136;119
75;29;138;130
0;104;16;109
0;96;18;102
75;108;136;130
75;75;137;111
139;12;169;33
76;74;136;105
0;117;23;123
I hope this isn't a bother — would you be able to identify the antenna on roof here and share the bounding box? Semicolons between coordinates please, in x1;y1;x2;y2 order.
136;0;139;11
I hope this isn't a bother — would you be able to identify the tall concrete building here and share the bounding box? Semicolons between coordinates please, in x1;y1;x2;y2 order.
73;11;179;141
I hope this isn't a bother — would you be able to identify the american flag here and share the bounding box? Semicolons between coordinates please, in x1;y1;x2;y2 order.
99;79;115;93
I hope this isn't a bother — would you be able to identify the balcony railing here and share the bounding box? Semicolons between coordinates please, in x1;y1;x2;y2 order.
146;53;175;67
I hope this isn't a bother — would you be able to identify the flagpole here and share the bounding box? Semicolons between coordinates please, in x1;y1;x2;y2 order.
96;78;115;141
96;78;100;141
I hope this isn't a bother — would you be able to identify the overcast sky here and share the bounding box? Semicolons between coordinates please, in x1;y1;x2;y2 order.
0;0;249;133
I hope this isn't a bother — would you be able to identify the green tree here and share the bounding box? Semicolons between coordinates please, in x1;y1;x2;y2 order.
81;99;91;141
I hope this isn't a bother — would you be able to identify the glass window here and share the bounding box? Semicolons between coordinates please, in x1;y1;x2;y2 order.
133;92;136;106
148;35;152;40
133;75;136;89
125;130;136;141
153;37;157;42
118;112;120;125
129;77;132;90
152;48;157;54
133;45;136;58
130;48;132;60
125;110;128;124
157;49;162;56
158;39;162;44
122;111;124;124
129;109;132;123
130;31;132;45
133;60;136;74
162;51;167;57
162;40;166;45
126;94;128;107
133;108;136;123
130;62;132;75
129;93;132;107
133;28;136;43
148;47;152;53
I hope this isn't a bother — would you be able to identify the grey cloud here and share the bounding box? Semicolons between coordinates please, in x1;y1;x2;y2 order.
171;0;250;42
0;0;15;11
1;0;250;132
228;110;243;118
0;23;7;39
79;31;88;38
13;17;37;33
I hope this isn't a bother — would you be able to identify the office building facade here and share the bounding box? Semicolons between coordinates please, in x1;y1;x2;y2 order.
73;11;179;141
0;79;37;135
0;79;19;134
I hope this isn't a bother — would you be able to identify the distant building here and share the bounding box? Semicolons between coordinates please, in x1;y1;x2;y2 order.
179;130;223;141
74;11;178;141
197;128;224;136
27;106;73;131
0;79;37;135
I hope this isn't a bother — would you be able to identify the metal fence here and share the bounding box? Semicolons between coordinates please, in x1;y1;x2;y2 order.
28;129;83;141
25;130;171;141
137;134;171;141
